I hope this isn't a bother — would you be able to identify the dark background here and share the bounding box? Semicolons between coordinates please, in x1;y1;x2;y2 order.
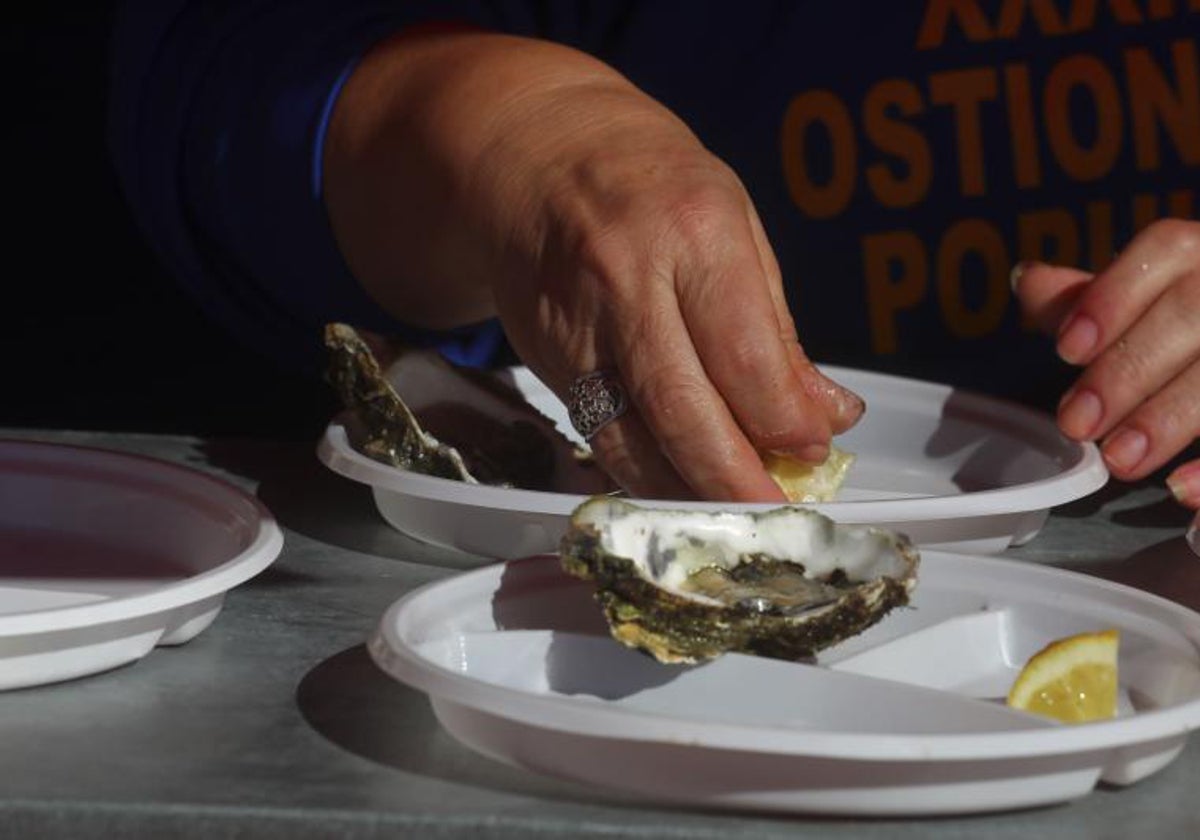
5;5;336;441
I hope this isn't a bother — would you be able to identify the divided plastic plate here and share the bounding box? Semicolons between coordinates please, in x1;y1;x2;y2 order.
319;366;1107;558
0;440;283;690
369;552;1200;816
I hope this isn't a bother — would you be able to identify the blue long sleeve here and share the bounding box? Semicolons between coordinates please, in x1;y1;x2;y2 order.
107;1;546;371
110;1;1197;405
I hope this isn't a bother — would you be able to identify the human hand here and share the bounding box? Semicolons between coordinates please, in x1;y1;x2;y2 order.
325;30;863;501
1012;219;1200;508
485;83;865;502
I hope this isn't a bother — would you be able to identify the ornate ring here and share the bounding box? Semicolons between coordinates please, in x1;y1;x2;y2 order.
567;370;628;441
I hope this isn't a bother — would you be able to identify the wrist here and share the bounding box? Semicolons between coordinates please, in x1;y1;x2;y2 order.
324;28;696;331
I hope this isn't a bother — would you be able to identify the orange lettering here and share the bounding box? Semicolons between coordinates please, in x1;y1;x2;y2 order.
997;0;1068;36
1086;200;1115;271
937;220;1010;339
863;231;928;354
781;91;857;219
1067;0;1145;31
1126;40;1200;171
1018;208;1081;265
863;80;933;208
930;68;999;196
1169;188;1195;217
917;0;994;48
1043;55;1123;182
1133;193;1160;230
1128;191;1195;232
1004;64;1042;188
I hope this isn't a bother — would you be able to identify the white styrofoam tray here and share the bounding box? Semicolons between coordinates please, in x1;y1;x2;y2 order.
0;440;283;690
319;366;1107;557
369;551;1200;817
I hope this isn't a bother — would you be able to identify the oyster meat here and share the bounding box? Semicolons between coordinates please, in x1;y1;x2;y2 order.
324;323;616;494
559;497;919;664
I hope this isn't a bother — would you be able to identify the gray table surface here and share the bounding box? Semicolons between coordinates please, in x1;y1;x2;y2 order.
3;427;1200;839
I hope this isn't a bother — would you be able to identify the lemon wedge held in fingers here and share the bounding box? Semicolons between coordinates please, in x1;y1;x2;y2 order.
1006;629;1120;724
763;446;856;503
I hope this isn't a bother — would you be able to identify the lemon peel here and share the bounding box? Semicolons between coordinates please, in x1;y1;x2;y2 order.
1006;629;1120;724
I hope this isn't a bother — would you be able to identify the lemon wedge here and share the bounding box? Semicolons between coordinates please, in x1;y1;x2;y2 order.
763;446;856;503
1006;629;1120;723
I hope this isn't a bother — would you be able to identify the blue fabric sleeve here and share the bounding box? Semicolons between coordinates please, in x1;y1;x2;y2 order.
108;1;632;372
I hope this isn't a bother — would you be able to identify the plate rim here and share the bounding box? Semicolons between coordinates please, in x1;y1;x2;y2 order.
318;364;1108;520
0;438;284;637
369;550;1200;763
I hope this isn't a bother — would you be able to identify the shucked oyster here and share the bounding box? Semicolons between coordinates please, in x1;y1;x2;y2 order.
324;323;616;494
559;497;919;664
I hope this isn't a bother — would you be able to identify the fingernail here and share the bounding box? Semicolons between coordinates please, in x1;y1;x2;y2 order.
1102;427;1148;472
810;371;866;429
1058;388;1103;439
832;384;866;425
1167;461;1200;506
1009;261;1030;293
1057;312;1099;364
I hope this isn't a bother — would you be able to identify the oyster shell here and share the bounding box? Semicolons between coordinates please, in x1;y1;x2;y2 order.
324;323;616;494
559;497;919;664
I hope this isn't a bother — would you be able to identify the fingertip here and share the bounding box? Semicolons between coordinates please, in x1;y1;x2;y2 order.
829;382;866;432
812;367;866;432
1056;312;1101;365
1009;259;1040;294
1011;262;1094;334
791;360;865;434
1100;426;1149;477
1167;460;1200;510
1057;386;1103;441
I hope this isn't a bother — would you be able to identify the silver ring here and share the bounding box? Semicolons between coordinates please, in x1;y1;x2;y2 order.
567;370;628;441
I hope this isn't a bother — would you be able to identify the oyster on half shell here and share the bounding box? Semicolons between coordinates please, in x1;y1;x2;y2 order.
324;323;616;494
559;497;919;664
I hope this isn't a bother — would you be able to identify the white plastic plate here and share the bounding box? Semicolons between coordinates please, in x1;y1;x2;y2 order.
319;366;1107;557
0;440;284;690
369;552;1200;817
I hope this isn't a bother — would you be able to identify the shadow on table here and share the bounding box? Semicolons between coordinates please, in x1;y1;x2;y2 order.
1032;470;1182;526
293;647;1093;825
1055;442;1200;525
1108;495;1196;531
1047;478;1128;520
295;644;637;806
1058;536;1200;612
196;439;484;569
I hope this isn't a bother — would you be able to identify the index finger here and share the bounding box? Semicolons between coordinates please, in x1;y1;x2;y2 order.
1011;261;1094;334
1052;220;1200;365
600;279;791;501
746;204;865;435
669;200;843;467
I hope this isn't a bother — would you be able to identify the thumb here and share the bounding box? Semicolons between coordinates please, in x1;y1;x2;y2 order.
1011;261;1094;334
